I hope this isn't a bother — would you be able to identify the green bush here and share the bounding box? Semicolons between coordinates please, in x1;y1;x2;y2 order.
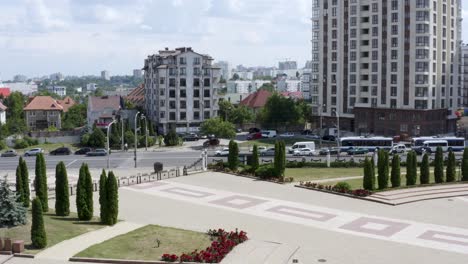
88;127;106;148
334;181;352;192
420;154;430;184
274;141;286;178
34;153;48;212
390;154;401;188
434;146;444;183
406;151;417;186
24;136;39;146
228;140;239;171
446;151;456;182
255;165;277;179
0;175;27;227
164;130;179;146
14;139;28;149
76;163;93;221
81;134;90;146
99;169;107;223
251;145;259;171
463;148;468;181
31;198;47;249
363;157;374;191
377;150;389;190
0;140;7;150
55;161;70;216
105;171;119;226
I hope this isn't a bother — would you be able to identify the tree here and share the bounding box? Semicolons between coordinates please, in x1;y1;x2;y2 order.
260;93;303;128
99;169;107;223
31;198;47;249
62;104;87;130
34;153;48;212
231;73;240;81
420;154;430;184
363;157;374;190
105;171;119;225
406;151;417;186
0;176;27;228
3;91;26;135
230;106;254;127
377;150;389;190
434;146;444;183
124;130;135;148
251;145;259;171
228;140;239;171
20;158;30;208
274;141;286;178
258;83;275;92
164;130;179;146
446;150;456;182
463;147;468;181
16;160;25;205
218;100;234;122
55;162;70;216
88;127;106;148
199;117;236;139
390;154;401;188
76;163;93;221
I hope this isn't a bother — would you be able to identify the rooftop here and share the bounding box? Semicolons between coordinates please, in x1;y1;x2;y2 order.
24;96;63;111
89;95;122;112
239;90;272;109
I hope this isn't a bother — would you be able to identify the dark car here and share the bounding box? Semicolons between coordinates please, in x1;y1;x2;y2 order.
203;138;220;148
301;129;313;135
260;147;275;156
86;149;108;156
347;148;369;155
50;147;71;155
247;132;262;140
183;133;199;141
248;127;261;134
1;150;18;157
75;147;92;155
322;135;336;141
318;148;339;156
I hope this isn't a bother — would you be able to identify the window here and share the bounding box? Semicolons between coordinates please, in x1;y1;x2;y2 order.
204;100;210;108
204;79;210;87
180;78;186;87
159;77;165;84
180;68;186;76
169;78;176;87
180;112;186;120
194;57;200;65
169;101;176;109
194;112;200;120
194;101;200;109
194;78;200;87
169;112;176;120
204;90;210;97
179;57;186;65
194;90;200;98
160;100;165;107
160;111;165;119
160;89;165;96
204;111;210;119
180;101;186;109
169;90;176;98
180;90;186;98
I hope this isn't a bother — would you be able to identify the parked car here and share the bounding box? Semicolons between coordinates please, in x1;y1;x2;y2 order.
86;149;108;156
183;133;199;141
50;147;71;155
347;148;369;155
288;142;316;154
318;147;340;156
249;127;261;134
260;147;275;156
203;138;220;148
215;148;230;156
261;130;277;138
391;144;409;154
279;132;295;138
293;148;315;156
1;149;17;157
24;148;44;157
322;135;336;141
306;134;321;140
301;129;313;135
247;132;262;140
75;147;92;155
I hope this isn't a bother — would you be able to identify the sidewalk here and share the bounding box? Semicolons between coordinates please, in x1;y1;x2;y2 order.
221;240;300;264
34;222;144;261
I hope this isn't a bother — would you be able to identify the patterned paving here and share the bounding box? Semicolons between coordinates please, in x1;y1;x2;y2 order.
123;181;468;255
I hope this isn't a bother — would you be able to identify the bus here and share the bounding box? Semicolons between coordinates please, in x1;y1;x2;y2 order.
412;136;465;152
340;137;393;152
422;140;448;153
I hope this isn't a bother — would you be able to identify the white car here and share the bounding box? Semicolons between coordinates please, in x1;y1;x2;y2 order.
215;148;230;156
293;148;315;156
24;148;44;157
279;132;295;137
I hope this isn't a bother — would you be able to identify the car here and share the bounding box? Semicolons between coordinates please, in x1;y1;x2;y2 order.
215;148;230;156
75;147;92;155
86;149;108;156
318;147;340;156
260;147;275;156
391;144;409;154
261;130;277;138
203;138;220;148
322;135;336;141
1;150;17;157
347;148;369;155
183;133;199;141
293;148;315;156
50;147;71;155
301;129;313;135
24;148;44;157
247;132;262;140
279;132;295;137
306;134;321;140
248;127;261;134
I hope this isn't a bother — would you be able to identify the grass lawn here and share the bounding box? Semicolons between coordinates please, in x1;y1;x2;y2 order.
75;225;212;261
0;211;103;254
285;168;364;182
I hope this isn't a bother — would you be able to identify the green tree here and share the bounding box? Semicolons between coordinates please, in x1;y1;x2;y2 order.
462;147;468;181
76;163;93;220
230;106;254;127
228;140;239;171
124;130;135;148
105;171;119;225
260;93;303;129
15;160;25;205
258;83;275;92
99;169;107;223
55;162;70;216
199;117;236;139
377;150;389;190
34;153;48;212
446;150;456;182
0;176;27;227
390;154;401;188
62;104;87;130
3;91;26;134
88;127;106;148
218;100;234;122
420;154;430;184
434;146;444;183
31;198;47;249
363;157;374;190
274;141;286;178
20;158;30;208
251;145;260;171
164;130;179;146
406;151;417;186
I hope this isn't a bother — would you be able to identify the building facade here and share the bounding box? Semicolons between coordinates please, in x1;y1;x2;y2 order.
144;47;221;134
133;69;143;78
311;0;462;136
462;44;468;106
226;80;270;94
213;61;231;80
47;85;66;97
24;96;63;130
101;70;110;81
87;95;122;130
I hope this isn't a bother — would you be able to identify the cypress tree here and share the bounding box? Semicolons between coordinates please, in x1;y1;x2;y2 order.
377;150;389;190
446;150;456;182
77;163;94;220
55;162;70;216
390;154;401;188
227;140;239;171
251;145;259;171
31;198;47;249
15;161;24;204
462;147;468;181
99;169;107;223
34;153;48;212
411;150;418;184
363;157;374;190
20;158;30;208
434;146;444;183
406;151;416;186
105;171;119;225
420;153;430;184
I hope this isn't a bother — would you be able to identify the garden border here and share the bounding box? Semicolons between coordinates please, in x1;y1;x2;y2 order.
69;257;199;264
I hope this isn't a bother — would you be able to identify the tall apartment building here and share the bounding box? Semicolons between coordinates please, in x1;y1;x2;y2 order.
101;70;110;81
144;47;221;134
311;0;462;136
213;61;231;80
278;61;298;70
462;44;468;106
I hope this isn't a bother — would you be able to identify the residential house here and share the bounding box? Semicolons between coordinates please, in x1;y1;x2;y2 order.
87;95;123;130
126;84;145;108
24;96;63;130
0;87;11;98
57;96;76;112
239;90;272;115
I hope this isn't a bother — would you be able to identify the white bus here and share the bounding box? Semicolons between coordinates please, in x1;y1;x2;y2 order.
422;140;448;153
340;137;393;152
412;136;465;152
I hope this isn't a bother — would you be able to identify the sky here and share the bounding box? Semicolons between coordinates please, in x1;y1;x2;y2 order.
0;0;467;81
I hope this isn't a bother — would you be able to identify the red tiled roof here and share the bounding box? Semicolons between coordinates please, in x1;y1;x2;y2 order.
0;88;10;97
239;90;272;109
280;91;303;100
0;101;7;111
57;96;76;112
89;95;121;112
24;96;63;111
126;84;145;107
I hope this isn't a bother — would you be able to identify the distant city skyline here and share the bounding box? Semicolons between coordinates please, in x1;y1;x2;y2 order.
0;0;467;81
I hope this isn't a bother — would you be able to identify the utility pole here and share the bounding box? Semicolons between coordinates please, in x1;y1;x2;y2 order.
134;111;140;168
121;115;124;151
107;120;117;169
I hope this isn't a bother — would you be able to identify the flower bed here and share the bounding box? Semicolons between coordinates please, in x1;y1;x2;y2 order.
161;228;248;263
299;181;373;197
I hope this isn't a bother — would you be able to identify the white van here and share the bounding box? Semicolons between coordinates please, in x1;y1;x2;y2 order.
261;130;277;138
288;142;316;154
423;140;448;153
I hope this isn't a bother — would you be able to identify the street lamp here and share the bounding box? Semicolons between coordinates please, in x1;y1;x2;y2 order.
106;119;117;169
134;111;141;168
332;109;340;148
141;115;148;151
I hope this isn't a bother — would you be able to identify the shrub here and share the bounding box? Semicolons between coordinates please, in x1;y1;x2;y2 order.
463;147;468;181
164;130;179;146
333;182;352;192
434;146;444;183
0;176;27;227
20;157;30;208
24;136;39;146
377;150;389;190
0;140;7;150
274;141;286;178
363;157;374;190
228;140;239;171
14;139;28;149
446;150;456;182
390;154;401;188
406;151;417;186
105;171;119;226
251;145;259;171
31;198;47;249
420;154;430;184
34;153;48;212
55;162;70;216
76;163;93;221
81;134;90;146
255;165;277;179
88;127;106;148
99;169;107;223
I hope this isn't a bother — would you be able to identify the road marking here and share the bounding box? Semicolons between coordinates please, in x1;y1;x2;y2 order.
66;159;78;168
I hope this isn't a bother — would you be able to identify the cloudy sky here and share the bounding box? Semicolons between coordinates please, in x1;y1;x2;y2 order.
0;0;467;80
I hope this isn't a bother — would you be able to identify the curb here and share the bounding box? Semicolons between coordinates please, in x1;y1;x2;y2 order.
13;253;35;258
69;257;199;264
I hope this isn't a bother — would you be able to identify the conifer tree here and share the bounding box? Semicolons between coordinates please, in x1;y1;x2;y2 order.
462;147;468;181
446;150;456;182
55;162;70;216
34;153;48;212
20;158;30;208
390;154;401;188
434;146;444;183
420;153;430;184
99;169;107;223
105;171;119;225
31;198;47;249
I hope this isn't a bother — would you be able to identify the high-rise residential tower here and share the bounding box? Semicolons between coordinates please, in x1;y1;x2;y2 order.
311;0;462;136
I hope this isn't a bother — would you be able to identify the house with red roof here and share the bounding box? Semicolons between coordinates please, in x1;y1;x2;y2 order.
0;87;10;98
125;84;145;108
57;96;76;112
87;95;123;130
239;90;272;114
24;96;63;130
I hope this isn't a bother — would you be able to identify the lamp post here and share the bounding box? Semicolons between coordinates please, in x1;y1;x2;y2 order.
319;105;323;148
107;119;117;169
332;109;340;148
134;111;141;168
141;115;148;151
121;114;124;151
